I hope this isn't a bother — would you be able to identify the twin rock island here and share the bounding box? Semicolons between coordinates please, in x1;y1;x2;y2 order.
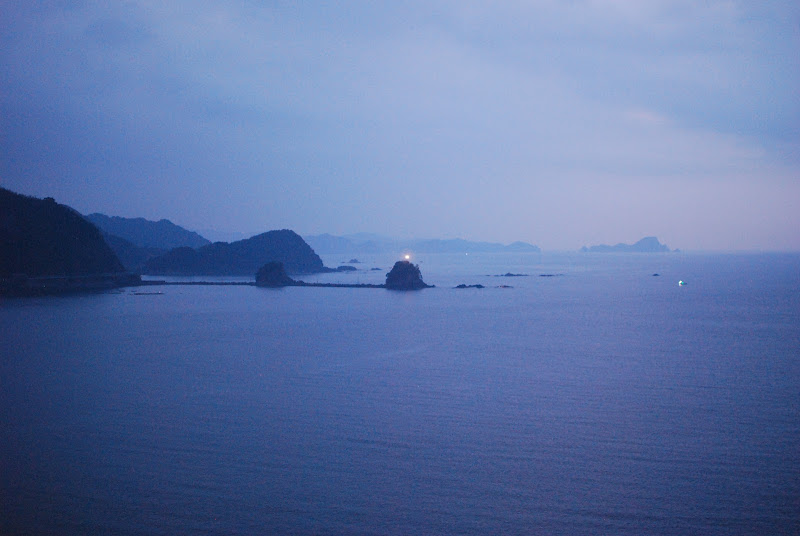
256;260;431;290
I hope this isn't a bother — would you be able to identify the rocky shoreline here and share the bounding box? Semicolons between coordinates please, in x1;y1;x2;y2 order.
1;273;142;297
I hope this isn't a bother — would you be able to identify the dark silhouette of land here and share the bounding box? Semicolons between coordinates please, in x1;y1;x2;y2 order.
1;188;138;295
255;261;297;287
385;260;432;290
86;213;211;249
0;188;400;294
305;233;541;255
101;233;168;273
581;237;670;253
86;213;213;272
254;260;432;290
144;230;327;276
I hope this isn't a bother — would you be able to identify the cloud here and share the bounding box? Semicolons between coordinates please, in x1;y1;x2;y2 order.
1;1;798;249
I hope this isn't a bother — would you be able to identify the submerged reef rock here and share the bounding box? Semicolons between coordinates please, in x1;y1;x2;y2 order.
385;260;432;290
255;261;297;287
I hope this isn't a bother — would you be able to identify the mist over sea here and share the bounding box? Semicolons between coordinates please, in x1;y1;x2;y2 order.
2;252;798;535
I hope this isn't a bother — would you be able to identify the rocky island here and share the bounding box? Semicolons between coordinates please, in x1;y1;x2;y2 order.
384;260;432;290
255;260;433;290
255;261;301;287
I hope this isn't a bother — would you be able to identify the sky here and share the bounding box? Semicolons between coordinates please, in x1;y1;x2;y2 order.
1;1;798;251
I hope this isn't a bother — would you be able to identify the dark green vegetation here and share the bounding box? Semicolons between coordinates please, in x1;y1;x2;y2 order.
385;260;431;290
581;237;671;253
0;188;139;295
145;230;326;276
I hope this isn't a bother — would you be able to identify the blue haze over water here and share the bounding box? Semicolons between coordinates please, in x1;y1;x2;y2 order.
2;253;799;535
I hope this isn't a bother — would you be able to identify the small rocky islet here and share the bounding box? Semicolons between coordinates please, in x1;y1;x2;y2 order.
256;259;433;291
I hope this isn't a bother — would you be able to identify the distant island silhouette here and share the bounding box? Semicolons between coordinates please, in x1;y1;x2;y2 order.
304;233;541;255
581;237;671;253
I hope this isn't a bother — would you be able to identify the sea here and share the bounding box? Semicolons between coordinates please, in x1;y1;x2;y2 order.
1;252;798;535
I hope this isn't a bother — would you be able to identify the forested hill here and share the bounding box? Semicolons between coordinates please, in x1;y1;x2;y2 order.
0;187;125;276
144;230;326;275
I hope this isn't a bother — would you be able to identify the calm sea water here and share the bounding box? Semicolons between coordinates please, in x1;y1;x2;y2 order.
2;253;798;535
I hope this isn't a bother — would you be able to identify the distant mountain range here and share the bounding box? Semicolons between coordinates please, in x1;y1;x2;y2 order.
85;215;543;259
304;233;541;255
86;214;328;275
2;187;554;290
3;187;678;288
0;190;329;283
85;213;213;272
86;213;211;250
581;237;672;253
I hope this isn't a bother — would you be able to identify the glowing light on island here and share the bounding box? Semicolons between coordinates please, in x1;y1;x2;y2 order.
404;254;411;260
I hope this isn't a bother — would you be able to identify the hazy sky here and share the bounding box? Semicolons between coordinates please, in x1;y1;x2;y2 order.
2;1;798;250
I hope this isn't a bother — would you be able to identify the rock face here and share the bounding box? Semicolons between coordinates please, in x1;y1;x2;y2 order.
255;261;296;287
0;187;125;277
144;229;326;275
385;260;431;290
